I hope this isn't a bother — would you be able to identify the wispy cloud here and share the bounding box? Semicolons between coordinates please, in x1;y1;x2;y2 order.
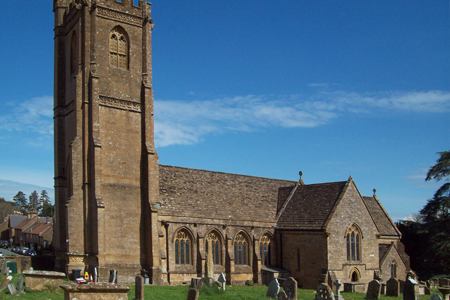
155;90;450;147
2;90;449;148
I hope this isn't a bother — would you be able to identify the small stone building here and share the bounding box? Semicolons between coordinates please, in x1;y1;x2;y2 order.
52;0;411;287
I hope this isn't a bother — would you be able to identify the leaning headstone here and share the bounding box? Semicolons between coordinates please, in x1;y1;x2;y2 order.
218;273;226;291
7;283;17;296
17;276;24;294
187;288;199;300
431;294;443;300
316;283;334;300
386;277;400;297
284;277;298;300
277;290;288;300
366;280;381;300
190;277;203;289
334;279;344;300
425;286;431;295
404;277;419;300
267;279;281;298
0;276;12;292
135;275;144;299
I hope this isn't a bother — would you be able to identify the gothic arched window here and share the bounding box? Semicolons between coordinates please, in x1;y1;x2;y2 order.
234;232;249;265
391;260;397;278
109;27;129;69
206;231;221;265
346;225;361;262
175;229;191;265
260;234;271;266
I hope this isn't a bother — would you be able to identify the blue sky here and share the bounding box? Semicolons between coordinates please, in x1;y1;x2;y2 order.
0;1;449;221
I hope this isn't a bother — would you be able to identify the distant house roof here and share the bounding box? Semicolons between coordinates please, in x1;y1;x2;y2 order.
158;165;296;223
15;216;42;232
30;223;52;236
9;215;27;228
276;181;348;230
363;196;400;237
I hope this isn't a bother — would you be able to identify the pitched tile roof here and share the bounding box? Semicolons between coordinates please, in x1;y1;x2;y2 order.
276;181;348;230
362;196;399;236
158;165;296;222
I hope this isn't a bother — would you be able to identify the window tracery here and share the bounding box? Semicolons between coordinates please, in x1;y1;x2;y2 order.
260;234;271;266
109;27;128;69
206;231;221;265
346;225;361;262
234;232;249;265
175;229;191;265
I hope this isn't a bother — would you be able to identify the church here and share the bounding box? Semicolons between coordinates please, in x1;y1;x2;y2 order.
53;0;410;288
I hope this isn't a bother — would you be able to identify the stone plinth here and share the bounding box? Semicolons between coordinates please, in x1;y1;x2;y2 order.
23;270;66;291
60;283;131;300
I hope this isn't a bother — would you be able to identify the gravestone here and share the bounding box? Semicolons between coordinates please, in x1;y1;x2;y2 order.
190;277;203;289
17;276;24;294
187;288;199;300
135;275;144;299
7;283;17;296
386;278;400;297
316;283;334;300
0;276;12;292
277;290;288;300
425;286;431;295
404;277;419;300
366;279;381;300
334;279;344;300
284;277;298;300
1;260;6;275
431;294;443;300
267;279;280;298
218;273;226;291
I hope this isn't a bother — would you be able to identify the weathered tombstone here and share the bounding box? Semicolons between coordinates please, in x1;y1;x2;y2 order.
284;277;298;300
17;276;24;294
316;283;334;300
7;283;17;296
190;277;203;289
1;260;6;275
277;290;288;300
0;276;12;292
366;280;381;300
431;294;443;300
425;286;431;295
334;279;344;300
5;267;9;275
135;275;144;300
187;288;199;300
404;277;419;300
267;279;281;298
218;273;226;291
386;278;400;297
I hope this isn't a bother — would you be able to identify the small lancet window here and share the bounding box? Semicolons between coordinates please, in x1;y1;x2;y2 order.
109;27;129;69
346;225;361;262
260;234;272;266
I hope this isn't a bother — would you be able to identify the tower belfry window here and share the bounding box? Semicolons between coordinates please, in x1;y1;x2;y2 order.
109;27;128;69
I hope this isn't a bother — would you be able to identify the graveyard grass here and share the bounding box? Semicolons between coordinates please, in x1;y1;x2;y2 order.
0;274;442;300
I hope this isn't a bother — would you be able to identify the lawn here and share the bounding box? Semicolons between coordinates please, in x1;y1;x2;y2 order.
0;274;442;300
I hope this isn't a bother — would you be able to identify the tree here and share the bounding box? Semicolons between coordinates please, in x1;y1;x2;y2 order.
39;190;53;217
13;191;28;215
28;190;41;212
419;150;450;276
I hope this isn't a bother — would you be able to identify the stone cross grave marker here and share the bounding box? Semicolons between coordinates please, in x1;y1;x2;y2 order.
187;288;199;300
0;276;12;292
366;279;381;300
206;238;214;279
316;283;334;300
7;283;17;296
135;275;144;299
218;273;226;291
334;279;344;300
267;278;280;298
386;277;400;297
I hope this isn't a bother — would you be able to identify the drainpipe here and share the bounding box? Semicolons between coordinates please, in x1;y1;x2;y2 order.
164;222;170;284
280;233;283;268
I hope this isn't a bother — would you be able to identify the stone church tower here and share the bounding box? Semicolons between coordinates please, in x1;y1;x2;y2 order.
53;0;161;283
